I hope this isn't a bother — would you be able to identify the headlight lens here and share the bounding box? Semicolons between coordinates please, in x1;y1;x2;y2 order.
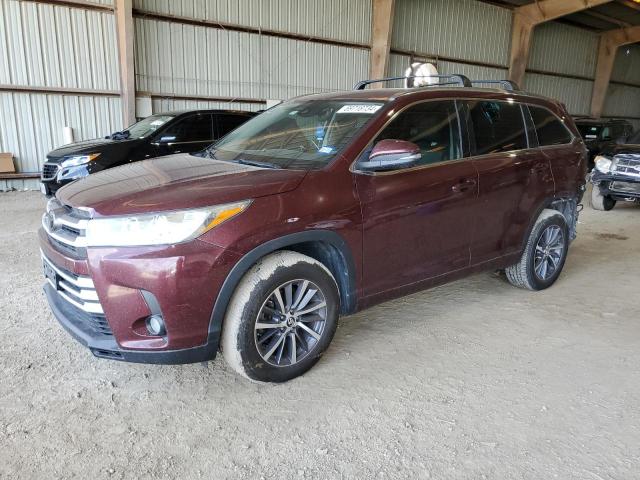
85;200;251;247
594;155;612;173
61;153;100;168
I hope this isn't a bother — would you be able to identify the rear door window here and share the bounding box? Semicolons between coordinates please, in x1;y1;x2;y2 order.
528;106;573;146
160;114;214;143
216;114;251;138
374;100;462;165
468;100;528;155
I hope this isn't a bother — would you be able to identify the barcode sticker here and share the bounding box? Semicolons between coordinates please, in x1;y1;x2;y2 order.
337;104;382;114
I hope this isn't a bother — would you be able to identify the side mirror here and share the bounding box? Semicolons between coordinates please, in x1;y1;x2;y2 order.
158;135;176;144
358;139;421;171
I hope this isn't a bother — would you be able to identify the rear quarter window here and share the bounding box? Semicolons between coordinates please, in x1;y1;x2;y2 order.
529;106;573;146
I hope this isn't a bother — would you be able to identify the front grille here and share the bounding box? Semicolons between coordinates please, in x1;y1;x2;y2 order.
42;198;88;258
611;181;640;194
42;253;112;336
613;154;640;178
42;163;59;181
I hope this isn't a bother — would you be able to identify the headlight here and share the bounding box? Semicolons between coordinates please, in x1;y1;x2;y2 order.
85;200;251;247
594;155;612;173
61;153;100;169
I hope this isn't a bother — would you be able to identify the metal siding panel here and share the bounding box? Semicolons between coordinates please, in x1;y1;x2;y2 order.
612;45;640;85
151;98;262;113
135;18;370;101
392;0;511;66
524;73;593;116
603;84;640;118
528;22;598;79
0;92;122;175
132;0;372;44
0;0;118;90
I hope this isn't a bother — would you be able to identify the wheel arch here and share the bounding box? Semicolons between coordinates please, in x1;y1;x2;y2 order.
207;230;358;343
521;194;580;252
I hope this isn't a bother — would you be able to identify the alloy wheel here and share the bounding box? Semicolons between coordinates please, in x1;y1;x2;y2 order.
254;279;328;367
534;225;565;281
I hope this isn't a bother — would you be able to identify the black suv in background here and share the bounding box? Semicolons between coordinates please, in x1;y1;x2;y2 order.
574;117;634;170
41;109;255;195
590;130;640;210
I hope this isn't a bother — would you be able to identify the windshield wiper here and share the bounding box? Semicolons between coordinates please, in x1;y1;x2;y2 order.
236;159;280;169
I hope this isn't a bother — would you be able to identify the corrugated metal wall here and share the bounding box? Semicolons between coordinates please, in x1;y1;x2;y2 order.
392;0;511;66
133;0;372;45
0;0;119;90
528;23;599;79
135;17;370;103
0;0;121;191
151;98;262;113
612;44;640;85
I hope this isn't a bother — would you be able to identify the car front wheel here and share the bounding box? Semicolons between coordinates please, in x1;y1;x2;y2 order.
591;185;616;211
221;251;339;383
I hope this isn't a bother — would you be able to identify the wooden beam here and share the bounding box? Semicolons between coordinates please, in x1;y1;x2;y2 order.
369;0;396;87
508;0;612;86
591;25;640;118
115;0;135;126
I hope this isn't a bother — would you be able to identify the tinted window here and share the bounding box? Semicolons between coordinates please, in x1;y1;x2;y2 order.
216;114;251;137
469;101;527;155
161;114;214;143
529;107;572;146
374;101;462;165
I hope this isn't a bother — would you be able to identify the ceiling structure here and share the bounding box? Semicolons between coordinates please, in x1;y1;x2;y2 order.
486;0;640;38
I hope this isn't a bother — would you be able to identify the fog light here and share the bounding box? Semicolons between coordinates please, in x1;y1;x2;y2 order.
145;314;166;336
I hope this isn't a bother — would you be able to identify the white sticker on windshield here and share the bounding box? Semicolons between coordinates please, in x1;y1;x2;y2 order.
337;104;382;114
150;120;166;126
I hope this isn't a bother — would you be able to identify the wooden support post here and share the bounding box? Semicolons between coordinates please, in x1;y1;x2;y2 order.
369;0;396;88
591;26;640;118
115;0;136;127
508;0;612;86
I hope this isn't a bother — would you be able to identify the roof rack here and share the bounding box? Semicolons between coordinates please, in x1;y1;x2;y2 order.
353;74;472;90
470;80;520;91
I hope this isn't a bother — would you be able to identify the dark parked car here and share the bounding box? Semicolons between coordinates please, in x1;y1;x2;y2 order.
40;75;587;382
40;109;255;195
590;129;640;210
574;117;634;170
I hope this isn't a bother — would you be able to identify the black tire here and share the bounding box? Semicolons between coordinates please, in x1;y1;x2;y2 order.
505;209;569;291
591;185;616;211
221;251;339;383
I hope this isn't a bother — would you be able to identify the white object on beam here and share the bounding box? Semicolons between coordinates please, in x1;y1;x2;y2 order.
63;127;74;145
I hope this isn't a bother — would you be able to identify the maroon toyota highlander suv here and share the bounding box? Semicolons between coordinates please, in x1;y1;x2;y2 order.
40;75;587;382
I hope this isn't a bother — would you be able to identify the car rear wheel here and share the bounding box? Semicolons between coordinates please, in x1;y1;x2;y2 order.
221;251;339;383
505;210;569;291
591;185;616;211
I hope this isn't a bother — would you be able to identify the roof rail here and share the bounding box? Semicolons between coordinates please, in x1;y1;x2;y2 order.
470;80;520;91
353;74;472;90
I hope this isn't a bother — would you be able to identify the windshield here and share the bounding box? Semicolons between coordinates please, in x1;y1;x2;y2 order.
127;115;175;138
577;124;602;141
211;100;384;169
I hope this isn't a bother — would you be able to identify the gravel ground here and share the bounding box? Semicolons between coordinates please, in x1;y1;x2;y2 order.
1;190;639;479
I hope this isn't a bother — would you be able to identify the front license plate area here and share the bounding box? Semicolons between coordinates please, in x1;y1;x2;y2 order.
43;261;58;289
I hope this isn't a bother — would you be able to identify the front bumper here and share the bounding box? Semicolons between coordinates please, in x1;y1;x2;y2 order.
40;227;241;364
44;282;218;364
591;171;640;201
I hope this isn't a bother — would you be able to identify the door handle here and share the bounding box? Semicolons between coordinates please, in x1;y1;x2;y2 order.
451;178;476;193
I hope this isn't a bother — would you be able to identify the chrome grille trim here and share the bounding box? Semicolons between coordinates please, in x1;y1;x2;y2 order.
41;162;60;181
613;154;640;179
42;198;89;250
42;253;103;314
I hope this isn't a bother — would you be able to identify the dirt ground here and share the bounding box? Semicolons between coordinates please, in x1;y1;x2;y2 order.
1;190;639;479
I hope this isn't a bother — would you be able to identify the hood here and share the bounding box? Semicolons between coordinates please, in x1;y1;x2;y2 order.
48;137;139;160
602;144;640;156
56;153;308;217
